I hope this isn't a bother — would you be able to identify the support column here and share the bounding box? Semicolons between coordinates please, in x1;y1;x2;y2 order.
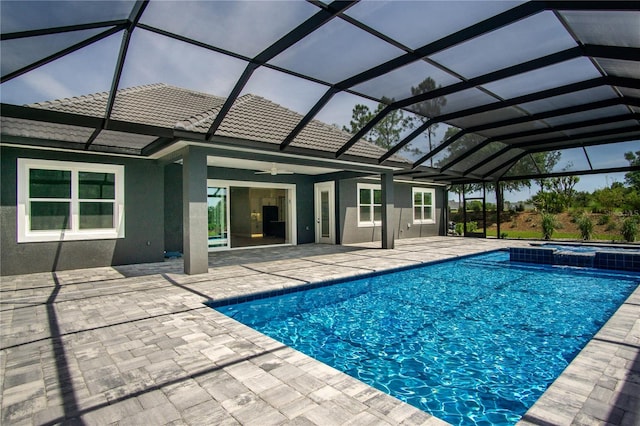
462;183;467;236
482;182;487;238
496;181;502;239
444;186;449;236
182;147;208;275
381;171;395;249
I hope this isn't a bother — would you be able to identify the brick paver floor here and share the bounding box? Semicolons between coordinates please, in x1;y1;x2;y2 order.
1;237;638;425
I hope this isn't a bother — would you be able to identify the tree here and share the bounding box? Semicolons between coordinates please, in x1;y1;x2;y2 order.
409;77;447;164
532;151;562;190
435;128;493;195
342;104;373;136
369;97;414;150
547;174;579;211
624;150;640;190
343;97;413;151
532;190;565;213
591;182;626;213
449;184;464;210
434;127;486;169
524;151;565;212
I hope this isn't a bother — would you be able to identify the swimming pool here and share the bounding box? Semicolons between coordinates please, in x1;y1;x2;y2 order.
211;251;639;425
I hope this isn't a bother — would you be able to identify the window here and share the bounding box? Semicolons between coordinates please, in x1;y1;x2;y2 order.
358;183;382;226
413;187;436;224
18;159;124;242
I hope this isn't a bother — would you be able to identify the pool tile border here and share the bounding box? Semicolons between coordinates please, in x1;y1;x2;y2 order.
510;246;640;272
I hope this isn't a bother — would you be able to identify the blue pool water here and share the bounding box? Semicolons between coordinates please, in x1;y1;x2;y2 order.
212;251;639;425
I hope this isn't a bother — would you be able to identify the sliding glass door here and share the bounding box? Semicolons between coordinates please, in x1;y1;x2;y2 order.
207;181;296;251
207;186;228;249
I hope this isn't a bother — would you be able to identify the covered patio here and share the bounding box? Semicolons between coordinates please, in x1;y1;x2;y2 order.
1;237;639;425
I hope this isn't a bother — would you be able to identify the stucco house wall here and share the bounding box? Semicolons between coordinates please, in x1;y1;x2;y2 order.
338;178;445;245
2;147;445;276
1;146;165;276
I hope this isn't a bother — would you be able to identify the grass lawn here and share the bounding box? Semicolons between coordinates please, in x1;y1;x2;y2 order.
487;229;622;241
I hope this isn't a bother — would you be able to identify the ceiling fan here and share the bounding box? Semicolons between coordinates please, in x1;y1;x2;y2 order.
255;163;294;176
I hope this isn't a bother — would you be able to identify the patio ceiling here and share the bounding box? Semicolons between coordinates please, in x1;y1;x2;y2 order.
1;1;639;184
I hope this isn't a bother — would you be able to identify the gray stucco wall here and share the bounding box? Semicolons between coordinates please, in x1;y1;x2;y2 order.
163;163;316;253
1;147;165;276
164;163;183;252
339;178;445;245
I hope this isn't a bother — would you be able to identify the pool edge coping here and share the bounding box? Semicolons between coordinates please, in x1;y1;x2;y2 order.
205;248;507;309
517;281;639;425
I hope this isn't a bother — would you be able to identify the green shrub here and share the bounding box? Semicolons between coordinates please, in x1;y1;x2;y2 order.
500;232;508;239
454;221;479;235
569;208;584;223
597;214;610;226
621;216;639;242
455;222;464;236
541;213;556;240
605;222;618;232
588;200;604;214
577;214;594;240
533;192;565;214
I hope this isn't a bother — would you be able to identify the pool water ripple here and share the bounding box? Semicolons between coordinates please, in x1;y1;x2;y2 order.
215;251;639;425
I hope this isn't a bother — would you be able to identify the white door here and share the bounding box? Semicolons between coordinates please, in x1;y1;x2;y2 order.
314;181;335;244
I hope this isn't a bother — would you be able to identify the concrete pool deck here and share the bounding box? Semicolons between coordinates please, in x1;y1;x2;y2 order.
0;237;638;425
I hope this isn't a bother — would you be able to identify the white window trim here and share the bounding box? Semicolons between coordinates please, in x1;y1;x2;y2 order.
412;187;436;225
17;158;125;243
357;183;382;227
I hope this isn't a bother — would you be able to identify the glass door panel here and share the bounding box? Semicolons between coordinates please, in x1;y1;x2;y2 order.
208;186;228;249
321;191;330;238
315;182;334;244
230;187;288;248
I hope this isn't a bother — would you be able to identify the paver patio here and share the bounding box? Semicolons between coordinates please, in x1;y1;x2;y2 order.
1;237;638;425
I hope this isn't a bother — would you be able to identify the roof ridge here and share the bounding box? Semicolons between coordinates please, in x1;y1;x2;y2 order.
28;83;169;108
220;94;395;159
156;83;227;101
175;108;218;131
175;93;255;131
175;92;368;143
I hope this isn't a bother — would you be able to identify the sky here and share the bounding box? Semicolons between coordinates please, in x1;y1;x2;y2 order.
1;0;637;201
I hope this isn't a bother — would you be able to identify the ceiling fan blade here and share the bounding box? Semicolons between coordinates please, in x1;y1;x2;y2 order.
254;164;294;175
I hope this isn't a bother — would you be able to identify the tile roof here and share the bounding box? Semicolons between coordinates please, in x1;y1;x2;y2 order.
1;117;95;143
30;83;226;129
24;83;408;162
